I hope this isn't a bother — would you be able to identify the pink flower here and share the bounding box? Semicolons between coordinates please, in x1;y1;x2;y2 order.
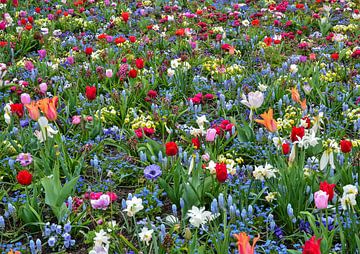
105;69;113;78
24;61;34;71
39;83;47;93
314;190;329;209
106;192;118;202
72;115;81;125
16;153;33;166
206;128;217;142
20;93;31;104
202;153;210;162
90;194;110;210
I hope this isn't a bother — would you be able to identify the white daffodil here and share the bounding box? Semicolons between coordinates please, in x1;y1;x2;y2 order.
253;163;278;181
139;227;154;246
187;206;212;228
320;139;339;171
3;103;11;125
34;116;58;142
196;115;208;128
206;160;216;174
123;196;144;217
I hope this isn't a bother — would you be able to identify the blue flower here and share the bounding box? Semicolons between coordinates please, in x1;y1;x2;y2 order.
144;164;162;180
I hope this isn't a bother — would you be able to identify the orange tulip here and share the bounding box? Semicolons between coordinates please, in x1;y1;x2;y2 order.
233;232;259;254
37;96;58;121
25;101;40;121
7;249;21;254
255;108;278;132
291;87;301;103
300;98;307;111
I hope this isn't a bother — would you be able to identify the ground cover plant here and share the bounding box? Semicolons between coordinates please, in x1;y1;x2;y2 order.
0;0;360;253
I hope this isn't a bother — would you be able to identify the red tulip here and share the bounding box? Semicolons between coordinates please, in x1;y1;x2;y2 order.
17;170;32;186
340;139;352;153
10;103;24;118
85;47;93;55
331;53;339;61
282;143;290;155
192;138;200;149
128;69;137;78
85;86;97;101
135;58;144;69
291;126;305;142
121;12;130;22
319;181;336;201
215;163;228;183
165;142;178;156
302;236;322;254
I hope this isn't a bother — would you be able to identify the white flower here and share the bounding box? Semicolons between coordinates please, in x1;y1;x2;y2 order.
340;194;357;210
241;91;264;110
190;127;205;137
34;117;58;142
196;115;208;128
258;83;268;92
171;58;181;69
123;196;144;217
242;20;250;26
289;64;298;73
295;130;320;149
89;229;110;254
139;227;154;246
319;139;339;171
343;185;358;195
167;68;175;77
206;160;216;174
253;163;278;181
3;103;11;125
187;206;212;228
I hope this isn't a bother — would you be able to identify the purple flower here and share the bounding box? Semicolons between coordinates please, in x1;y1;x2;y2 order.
144;164;162;180
38;49;47;60
16;153;33;167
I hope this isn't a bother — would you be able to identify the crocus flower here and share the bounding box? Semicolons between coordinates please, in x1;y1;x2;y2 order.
233;232;259;254
255;108;277;132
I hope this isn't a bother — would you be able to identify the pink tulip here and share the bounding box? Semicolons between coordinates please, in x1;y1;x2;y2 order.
105;69;113;78
20;93;31;104
206;128;217;142
314;190;329;209
72;115;81;125
39;83;47;93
